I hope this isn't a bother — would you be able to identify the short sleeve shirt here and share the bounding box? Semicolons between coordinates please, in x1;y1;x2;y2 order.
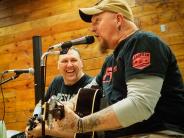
97;31;184;136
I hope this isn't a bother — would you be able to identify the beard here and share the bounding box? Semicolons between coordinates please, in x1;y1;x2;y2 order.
99;39;109;54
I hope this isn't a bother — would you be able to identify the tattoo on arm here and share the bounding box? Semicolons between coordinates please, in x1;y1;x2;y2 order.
82;106;115;132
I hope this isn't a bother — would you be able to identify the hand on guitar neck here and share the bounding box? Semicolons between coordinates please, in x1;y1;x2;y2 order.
26;105;78;138
25;95;79;138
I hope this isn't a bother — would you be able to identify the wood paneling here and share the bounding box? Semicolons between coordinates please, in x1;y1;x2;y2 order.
0;0;183;131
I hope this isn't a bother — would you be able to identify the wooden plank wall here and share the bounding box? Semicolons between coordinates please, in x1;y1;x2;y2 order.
0;0;183;131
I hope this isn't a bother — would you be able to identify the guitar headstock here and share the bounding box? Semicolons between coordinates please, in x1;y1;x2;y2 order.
27;114;42;131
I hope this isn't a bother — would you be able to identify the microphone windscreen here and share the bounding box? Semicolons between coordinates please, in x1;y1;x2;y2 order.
86;36;95;44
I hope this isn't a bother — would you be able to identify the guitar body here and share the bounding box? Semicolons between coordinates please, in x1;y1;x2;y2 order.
75;87;102;138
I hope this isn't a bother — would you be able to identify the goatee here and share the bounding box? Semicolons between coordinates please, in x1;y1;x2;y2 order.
99;40;108;54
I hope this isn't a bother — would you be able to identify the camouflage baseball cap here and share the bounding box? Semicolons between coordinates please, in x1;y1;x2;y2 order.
79;0;134;22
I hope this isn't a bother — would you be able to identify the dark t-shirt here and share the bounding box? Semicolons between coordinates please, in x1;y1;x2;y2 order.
45;74;93;102
96;30;184;137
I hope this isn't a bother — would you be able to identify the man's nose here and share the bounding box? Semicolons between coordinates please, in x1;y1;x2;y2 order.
67;61;73;66
89;26;96;33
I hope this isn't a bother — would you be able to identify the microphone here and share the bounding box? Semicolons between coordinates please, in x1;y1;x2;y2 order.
4;68;34;75
48;35;95;50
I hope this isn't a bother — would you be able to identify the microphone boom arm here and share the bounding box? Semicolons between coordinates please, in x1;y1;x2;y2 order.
40;50;61;137
41;51;61;66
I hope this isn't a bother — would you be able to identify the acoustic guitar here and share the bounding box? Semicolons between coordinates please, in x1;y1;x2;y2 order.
27;87;102;138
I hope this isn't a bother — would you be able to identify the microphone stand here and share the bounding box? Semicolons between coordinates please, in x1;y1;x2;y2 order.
40;50;61;138
0;73;20;85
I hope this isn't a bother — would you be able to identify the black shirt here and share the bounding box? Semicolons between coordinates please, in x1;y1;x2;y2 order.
96;30;184;137
45;74;93;102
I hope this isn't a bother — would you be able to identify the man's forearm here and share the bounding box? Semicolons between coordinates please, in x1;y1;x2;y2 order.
46;126;74;138
81;105;121;132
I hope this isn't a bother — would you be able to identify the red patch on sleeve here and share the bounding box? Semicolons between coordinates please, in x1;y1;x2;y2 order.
132;52;150;69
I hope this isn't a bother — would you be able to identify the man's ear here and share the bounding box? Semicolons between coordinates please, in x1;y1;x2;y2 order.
117;13;124;22
116;13;124;31
80;59;84;68
78;57;84;68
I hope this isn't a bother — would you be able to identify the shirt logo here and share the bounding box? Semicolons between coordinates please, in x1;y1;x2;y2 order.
56;93;75;102
103;66;117;83
132;52;150;69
